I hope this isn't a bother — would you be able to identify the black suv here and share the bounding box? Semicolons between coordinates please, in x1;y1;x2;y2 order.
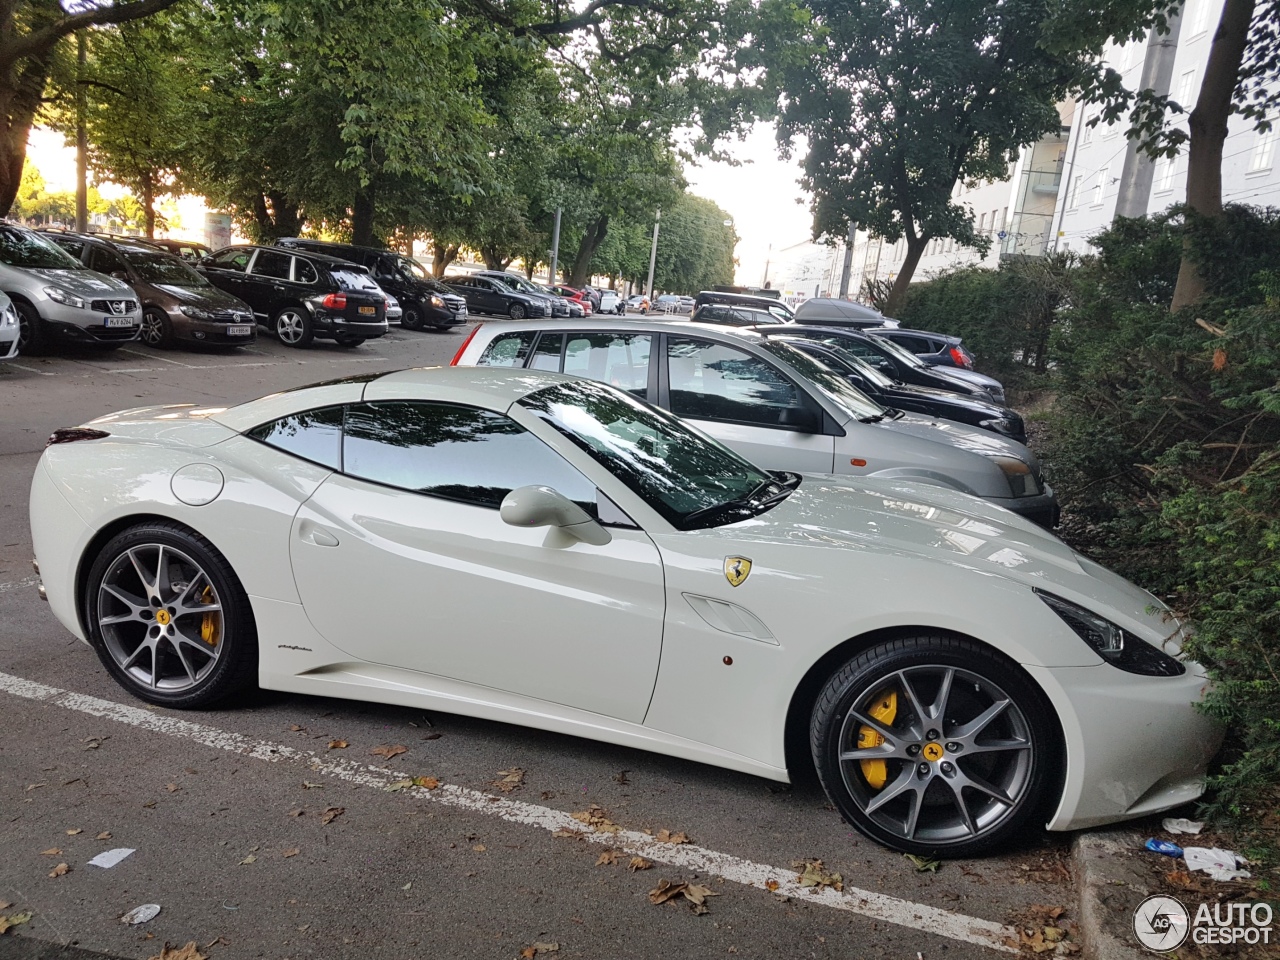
275;238;467;331
198;245;388;348
43;232;256;349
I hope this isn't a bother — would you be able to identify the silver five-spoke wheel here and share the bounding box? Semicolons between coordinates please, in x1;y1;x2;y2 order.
274;307;312;347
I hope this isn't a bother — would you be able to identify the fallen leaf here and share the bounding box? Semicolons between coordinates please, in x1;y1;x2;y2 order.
570;806;620;834
40;848;61;856
239;855;257;865
412;776;440;789
1212;347;1227;371
628;857;653;871
648;878;719;914
165;783;180;793
147;941;208;960
370;744;407;760
596;849;621;866
472;844;486;852
65;828;82;835
288;808;304;818
683;883;718;906
521;950;536;960
552;829;584;839
96;832;111;840
655;829;690;844
648;879;687;905
1164;869;1193;888
386;779;414;792
1043;927;1064;942
904;853;941;873
288;724;304;732
613;770;630;785
321;807;344;825
328;740;348;750
765;879;780;892
795;860;843;891
48;863;70;878
0;912;34;935
492;768;525;792
282;848;300;858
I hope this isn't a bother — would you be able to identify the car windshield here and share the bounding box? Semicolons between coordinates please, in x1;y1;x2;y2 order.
784;336;896;388
392;255;429;281
520;380;794;530
124;252;209;286
869;333;927;368
0;227;83;269
755;338;887;421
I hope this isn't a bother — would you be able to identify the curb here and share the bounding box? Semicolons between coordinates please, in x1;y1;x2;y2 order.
1074;829;1151;960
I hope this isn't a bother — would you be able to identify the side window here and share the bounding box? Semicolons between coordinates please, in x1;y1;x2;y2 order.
563;333;651;398
251;250;293;280
210;248;252;271
246;406;344;469
529;333;564;371
295;258;319;284
90;246;127;274
371;256;395;279
889;333;929;353
830;337;877;361
667;337;813;429
50;238;86;259
476;331;536;367
342;401;596;512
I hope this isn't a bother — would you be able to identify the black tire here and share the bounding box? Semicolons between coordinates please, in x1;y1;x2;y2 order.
508;302;526;320
400;303;425;331
14;300;44;355
140;308;175;349
810;634;1059;858
273;306;313;347
334;334;364;347
84;521;258;709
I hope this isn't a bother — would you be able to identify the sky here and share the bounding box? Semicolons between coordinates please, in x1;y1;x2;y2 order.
683;123;816;287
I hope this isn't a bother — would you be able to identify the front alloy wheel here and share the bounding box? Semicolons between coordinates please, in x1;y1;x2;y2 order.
274;307;313;347
811;635;1057;857
140;308;174;348
86;522;257;708
400;304;425;331
508;302;526;320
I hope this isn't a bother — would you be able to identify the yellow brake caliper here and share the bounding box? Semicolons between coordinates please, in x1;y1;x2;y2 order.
199;585;220;646
856;689;898;789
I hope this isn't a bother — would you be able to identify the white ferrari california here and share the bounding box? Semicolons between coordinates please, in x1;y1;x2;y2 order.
30;366;1220;856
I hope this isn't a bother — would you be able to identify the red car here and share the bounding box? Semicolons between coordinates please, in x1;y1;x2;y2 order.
550;285;593;315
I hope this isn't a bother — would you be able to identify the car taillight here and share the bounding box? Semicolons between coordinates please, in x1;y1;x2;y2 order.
47;427;110;447
450;324;483;365
949;346;972;369
321;292;347;309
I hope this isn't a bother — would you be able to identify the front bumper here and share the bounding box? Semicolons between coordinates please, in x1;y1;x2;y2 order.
0;333;17;360
424;303;467;326
43;316;141;344
989;485;1059;528
1030;661;1223;831
169;311;257;345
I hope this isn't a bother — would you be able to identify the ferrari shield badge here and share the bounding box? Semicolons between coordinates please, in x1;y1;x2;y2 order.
724;556;752;587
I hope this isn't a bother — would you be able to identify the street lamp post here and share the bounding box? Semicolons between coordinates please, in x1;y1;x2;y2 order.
644;208;661;301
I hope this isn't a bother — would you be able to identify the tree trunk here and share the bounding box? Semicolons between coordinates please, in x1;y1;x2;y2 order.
430;240;459;277
352;184;378;246
568;216;609;287
0;55;53;215
882;235;928;316
481;245;513;271
1170;0;1255;312
141;171;155;239
250;191;302;241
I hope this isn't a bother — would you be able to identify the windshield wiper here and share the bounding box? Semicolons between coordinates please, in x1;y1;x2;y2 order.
859;413;888;423
681;478;788;527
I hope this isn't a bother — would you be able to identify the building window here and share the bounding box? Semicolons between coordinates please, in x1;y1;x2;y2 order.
1153;155;1176;192
1081;109;1094;144
1176;69;1198;110
1069;175;1083;209
1000;207;1008;230
978;212;987;233
1248;126;1276;172
1188;0;1211;36
1093;167;1109;206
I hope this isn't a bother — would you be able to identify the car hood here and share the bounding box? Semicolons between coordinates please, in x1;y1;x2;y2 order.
931;365;1003;391
153;283;251;310
889;382;1009;417
699;474;1178;645
878;411;1036;465
29;268;133;297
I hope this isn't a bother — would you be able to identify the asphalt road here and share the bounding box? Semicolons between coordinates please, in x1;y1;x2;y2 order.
0;324;1074;960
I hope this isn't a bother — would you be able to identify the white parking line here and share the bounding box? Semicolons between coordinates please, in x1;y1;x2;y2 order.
7;362;56;376
119;348;195;368
0;576;38;593
0;670;1015;952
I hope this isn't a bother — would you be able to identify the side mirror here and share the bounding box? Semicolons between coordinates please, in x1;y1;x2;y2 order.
500;485;611;546
110;270;129;281
779;404;821;433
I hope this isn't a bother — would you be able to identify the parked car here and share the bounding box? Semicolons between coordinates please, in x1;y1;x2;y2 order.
480;272;570;318
625;295;650;313
550;285;593;315
44;233;256;349
454;320;1059;527
33;365;1217;857
145;238;212;262
793;297;900;329
445;274;549;319
868;332;1006;404
579;285;604;311
385;294;403;324
694;290;794;322
678;295;696;311
878;328;975;369
762;331;1027;444
0;291;19;360
275;238;467;331
0;222;140;352
652;294;685;314
197;245;387;348
691;304;787;327
597;290;622;315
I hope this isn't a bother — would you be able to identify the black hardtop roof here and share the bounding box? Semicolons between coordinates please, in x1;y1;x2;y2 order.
219;243;372;271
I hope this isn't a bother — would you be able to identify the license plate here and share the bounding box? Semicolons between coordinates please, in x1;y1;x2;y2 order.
358;305;376;316
227;325;253;336
104;317;134;328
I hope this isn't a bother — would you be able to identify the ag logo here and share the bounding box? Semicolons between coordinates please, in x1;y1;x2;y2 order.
723;556;752;587
1133;894;1190;951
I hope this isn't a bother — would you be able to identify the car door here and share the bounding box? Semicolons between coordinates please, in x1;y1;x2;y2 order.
452;277;486;313
287;399;666;723
199;248;255;305
660;335;836;473
244;248;295;317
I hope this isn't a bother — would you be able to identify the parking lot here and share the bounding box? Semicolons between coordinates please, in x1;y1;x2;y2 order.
0;328;1075;960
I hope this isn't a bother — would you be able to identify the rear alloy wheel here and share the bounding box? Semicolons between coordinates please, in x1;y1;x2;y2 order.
15;301;44;354
274;306;313;347
140;308;175;348
811;635;1057;857
85;522;257;708
508;302;526;320
400;303;425;331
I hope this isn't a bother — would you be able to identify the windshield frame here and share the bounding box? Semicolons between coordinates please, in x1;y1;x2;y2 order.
782;335;896;389
868;332;927;369
753;338;887;422
391;255;429;281
123;251;210;286
0;227;85;269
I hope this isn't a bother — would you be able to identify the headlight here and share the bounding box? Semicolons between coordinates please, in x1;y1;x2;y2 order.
1035;590;1186;676
979;418;1017;435
44;286;85;309
2;305;15;327
431;295;444;307
989;455;1040;497
179;306;213;321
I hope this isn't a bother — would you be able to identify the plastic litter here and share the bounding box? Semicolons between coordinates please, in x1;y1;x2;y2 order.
1183;846;1251;882
1162;817;1204;835
87;848;135;869
120;904;160;925
1145;838;1183;857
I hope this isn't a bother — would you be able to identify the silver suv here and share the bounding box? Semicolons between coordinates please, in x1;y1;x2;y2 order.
0;223;141;352
0;290;18;360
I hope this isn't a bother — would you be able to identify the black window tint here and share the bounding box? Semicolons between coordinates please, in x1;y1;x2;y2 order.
563;332;651;398
295;259;319;284
667;337;812;428
247;406;344;469
49;237;86;259
888;333;928;352
210;249;251;271
477;331;535;367
529;333;564;371
252;250;292;280
90;246;127;273
342;401;596;512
